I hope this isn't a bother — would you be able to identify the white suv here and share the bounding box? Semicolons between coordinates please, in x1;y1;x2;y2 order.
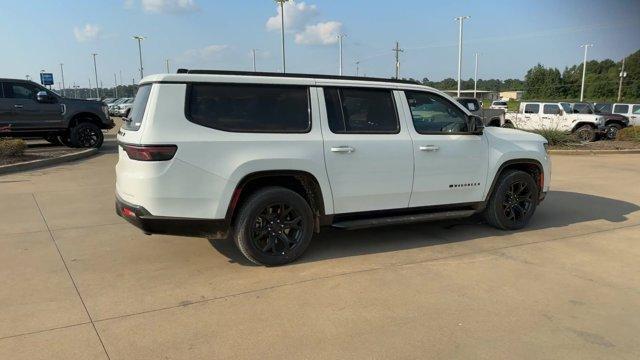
116;70;550;266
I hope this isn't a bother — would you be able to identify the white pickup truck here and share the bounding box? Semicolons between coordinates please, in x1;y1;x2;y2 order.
504;102;605;142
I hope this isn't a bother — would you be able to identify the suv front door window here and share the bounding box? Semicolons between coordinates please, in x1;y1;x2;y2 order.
403;91;489;207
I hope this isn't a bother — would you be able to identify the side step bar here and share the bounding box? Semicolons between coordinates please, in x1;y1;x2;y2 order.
331;209;476;230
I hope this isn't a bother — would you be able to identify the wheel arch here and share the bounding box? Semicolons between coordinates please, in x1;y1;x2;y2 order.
484;159;544;203
571;121;596;132
68;112;103;129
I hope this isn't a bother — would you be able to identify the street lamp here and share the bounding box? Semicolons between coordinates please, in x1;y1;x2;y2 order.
133;35;146;79
454;16;470;97
579;44;593;102
275;0;290;73
473;53;479;99
251;49;258;71
337;34;346;76
92;53;100;98
59;63;66;97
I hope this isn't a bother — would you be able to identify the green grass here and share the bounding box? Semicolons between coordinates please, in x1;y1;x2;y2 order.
528;128;573;146
481;99;520;111
617;126;640;142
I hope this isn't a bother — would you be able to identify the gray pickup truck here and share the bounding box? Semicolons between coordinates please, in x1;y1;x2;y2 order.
455;97;505;127
0;78;114;148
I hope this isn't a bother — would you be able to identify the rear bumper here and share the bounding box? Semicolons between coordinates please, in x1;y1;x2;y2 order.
115;194;229;239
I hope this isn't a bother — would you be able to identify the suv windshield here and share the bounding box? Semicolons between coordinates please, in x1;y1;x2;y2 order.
560;103;572;113
122;85;151;131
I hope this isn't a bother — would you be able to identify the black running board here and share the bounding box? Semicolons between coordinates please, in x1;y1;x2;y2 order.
331;209;476;230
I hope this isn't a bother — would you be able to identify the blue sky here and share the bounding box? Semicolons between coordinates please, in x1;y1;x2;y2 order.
1;0;639;90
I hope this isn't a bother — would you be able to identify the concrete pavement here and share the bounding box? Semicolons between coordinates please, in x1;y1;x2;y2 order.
1;151;639;359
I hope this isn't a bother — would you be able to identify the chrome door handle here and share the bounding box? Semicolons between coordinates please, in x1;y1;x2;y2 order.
419;145;439;152
330;146;355;153
14;105;23;109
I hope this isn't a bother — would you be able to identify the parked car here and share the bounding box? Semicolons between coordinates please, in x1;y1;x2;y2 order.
595;103;640;127
504;102;605;142
114;98;134;117
0;78;114;148
571;102;629;140
115;70;550;266
456;97;505;127
108;98;130;115
490;100;508;110
102;97;116;105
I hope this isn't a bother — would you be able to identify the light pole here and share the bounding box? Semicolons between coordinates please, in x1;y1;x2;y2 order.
392;41;404;79
617;57;627;102
252;49;257;71
114;73;119;98
454;16;470;97
355;61;360;76
59;63;66;97
473;53;479;99
579;44;593;102
337;34;345;75
26;75;31;81
133;35;145;79
92;53;100;98
275;0;289;73
165;59;170;73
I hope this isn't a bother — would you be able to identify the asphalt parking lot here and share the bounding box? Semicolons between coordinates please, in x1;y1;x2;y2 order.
1;145;639;359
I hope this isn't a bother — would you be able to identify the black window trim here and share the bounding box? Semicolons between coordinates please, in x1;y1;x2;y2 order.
184;82;312;134
324;86;401;135
405;90;474;136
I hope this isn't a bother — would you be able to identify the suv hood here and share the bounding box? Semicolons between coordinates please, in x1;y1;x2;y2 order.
483;126;546;143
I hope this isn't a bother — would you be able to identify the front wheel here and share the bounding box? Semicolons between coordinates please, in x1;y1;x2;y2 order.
605;123;622;140
483;170;539;230
70;122;104;148
233;187;314;266
574;124;596;142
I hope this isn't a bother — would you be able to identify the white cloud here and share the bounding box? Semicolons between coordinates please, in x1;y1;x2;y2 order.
141;0;199;14
179;44;228;63
295;21;342;45
73;24;101;42
266;1;318;33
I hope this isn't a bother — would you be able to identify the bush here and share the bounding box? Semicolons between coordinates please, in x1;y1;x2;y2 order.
0;138;27;157
617;126;640;142
530;128;573;146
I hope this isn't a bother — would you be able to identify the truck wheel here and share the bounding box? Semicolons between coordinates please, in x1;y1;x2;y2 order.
233;187;314;266
70;122;104;148
502;121;515;129
58;134;75;148
574;125;596;142
483;170;539;230
605;123;622;140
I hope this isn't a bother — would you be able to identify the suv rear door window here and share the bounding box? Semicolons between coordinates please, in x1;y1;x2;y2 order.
186;84;310;133
324;87;398;134
524;104;540;114
633;105;640;114
613;104;629;114
122;85;151;131
543;104;559;114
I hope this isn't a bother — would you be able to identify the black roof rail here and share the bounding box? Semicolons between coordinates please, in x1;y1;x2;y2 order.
175;68;421;85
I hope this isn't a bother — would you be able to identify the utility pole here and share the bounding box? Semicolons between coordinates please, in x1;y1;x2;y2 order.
392;41;404;79
579;44;593;102
454;16;470;97
114;73;119;98
275;0;290;73
73;83;77;98
165;59;170;73
355;61;360;76
618;57;627;102
59;63;66;97
252;49;257;71
26;75;30;81
92;53;100;98
337;34;345;76
473;53;479;99
88;77;93;98
133;35;145;79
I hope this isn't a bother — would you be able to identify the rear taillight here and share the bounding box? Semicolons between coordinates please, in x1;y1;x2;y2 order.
121;144;177;161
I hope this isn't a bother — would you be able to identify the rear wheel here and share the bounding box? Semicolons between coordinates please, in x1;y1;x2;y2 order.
605;123;622;140
483;170;539;230
70;122;104;148
502;121;515;129
574;124;596;142
233;187;314;266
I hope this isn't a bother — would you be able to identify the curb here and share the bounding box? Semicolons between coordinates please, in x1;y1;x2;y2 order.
549;149;640;155
0;148;99;175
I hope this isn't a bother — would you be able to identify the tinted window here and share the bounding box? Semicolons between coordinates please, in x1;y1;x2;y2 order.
457;99;478;111
613;104;629;114
494;101;507;106
524;104;539;114
543;104;560;115
633;105;640;114
122;85;151;131
4;82;39;100
572;103;592;114
324;87;398;134
595;103;612;113
187;84;310;133
406;91;469;133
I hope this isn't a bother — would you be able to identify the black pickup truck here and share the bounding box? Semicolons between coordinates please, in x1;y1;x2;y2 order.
455;97;505;127
0;78;114;148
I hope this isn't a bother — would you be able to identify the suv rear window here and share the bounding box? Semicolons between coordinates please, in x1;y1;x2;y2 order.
543;104;559;114
524;104;539;114
186;84;310;133
324;87;399;134
122;85;151;131
613;104;629;114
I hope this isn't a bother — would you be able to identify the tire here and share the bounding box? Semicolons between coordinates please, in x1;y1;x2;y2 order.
605;123;622;140
44;135;62;145
483;170;539;230
233;187;314;266
58;133;75;147
574;124;596;142
502;121;515;129
70;122;104;148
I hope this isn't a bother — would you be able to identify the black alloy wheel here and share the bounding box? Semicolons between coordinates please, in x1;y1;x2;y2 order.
483;170;539;230
70;122;104;148
501;180;533;223
251;203;303;256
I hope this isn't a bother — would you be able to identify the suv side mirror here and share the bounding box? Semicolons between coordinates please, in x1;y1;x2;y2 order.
36;91;55;103
469;115;484;134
